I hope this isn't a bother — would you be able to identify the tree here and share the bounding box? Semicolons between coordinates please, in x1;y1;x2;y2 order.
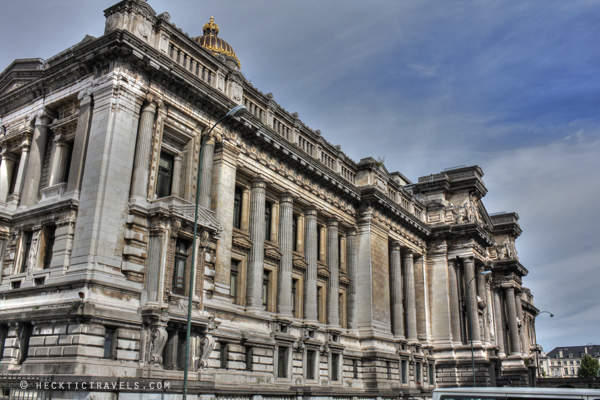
578;354;600;378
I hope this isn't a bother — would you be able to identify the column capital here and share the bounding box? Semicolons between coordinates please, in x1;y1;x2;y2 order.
326;217;339;227
251;175;268;189
31;108;54;127
141;99;158;113
305;205;318;217
52;133;69;147
279;192;294;204
345;228;357;237
390;240;401;251
78;86;93;102
0;149;18;162
403;249;414;258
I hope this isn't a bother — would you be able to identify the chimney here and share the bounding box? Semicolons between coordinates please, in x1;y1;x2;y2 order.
559;350;563;358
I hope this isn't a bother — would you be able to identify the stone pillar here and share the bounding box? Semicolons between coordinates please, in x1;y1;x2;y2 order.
485;282;494;345
246;177;267;309
493;289;506;356
171;153;182;197
277;193;294;317
448;258;462;344
326;218;340;327
515;291;525;354
403;250;417;341
505;286;521;355
146;230;166;304
522;316;531;357
339;234;346;272
0;150;17;202
240;187;250;231
21;110;52;205
303;206;318;323
130;97;157;199
270;201;279;243
47;133;70;186
390;241;405;339
296;213;305;254
199;136;215;209
67;88;94;194
319;225;327;262
346;229;358;329
477;265;491;344
463;257;481;344
10;144;30;203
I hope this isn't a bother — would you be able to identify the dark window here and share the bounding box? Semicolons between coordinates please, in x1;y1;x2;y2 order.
416;362;422;383
278;346;288;378
387;361;391;379
353;359;359;378
331;353;340;381
307;350;316;380
103;328;116;359
62;143;74;184
292;278;298;317
156;152;174;198
429;364;435;384
176;331;187;370
11;281;21;289
220;342;228;369
339;292;346;328
230;260;239;301
19;232;33;274
292;214;298;251
317;227;322;261
17;323;33;365
0;325;8;362
8;158;19;195
172;239;189;295
262;270;271;310
264;201;272;241
34;277;45;286
233;186;243;229
317;286;323;323
401;360;408;384
245;346;253;371
43;226;56;269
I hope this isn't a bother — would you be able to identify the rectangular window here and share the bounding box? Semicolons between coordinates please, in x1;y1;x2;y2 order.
156;152;174;198
172;239;189;295
233;186;242;229
264;201;272;241
19;232;33;274
103;328;116;359
262;270;271;310
317;227;322;261
11;281;21;289
339;292;346;328
429;364;435;385
307;350;316;380
0;325;8;362
331;353;340;381
245;346;253;371
34;277;45;286
292;214;298;252
278;346;288;378
387;361;391;379
317;285;324;323
230;260;239;301
42;226;56;270
220;342;228;369
292;278;299;317
401;360;408;384
353;359;359;378
8;158;20;195
416;362;422;384
17;323;32;365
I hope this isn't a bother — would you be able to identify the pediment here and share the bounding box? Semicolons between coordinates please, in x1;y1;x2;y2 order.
232;230;252;250
0;59;45;97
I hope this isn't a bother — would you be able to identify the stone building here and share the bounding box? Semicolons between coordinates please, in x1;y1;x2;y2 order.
0;0;540;397
540;346;600;378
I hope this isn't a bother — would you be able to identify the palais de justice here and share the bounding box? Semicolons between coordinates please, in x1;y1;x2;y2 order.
0;0;541;398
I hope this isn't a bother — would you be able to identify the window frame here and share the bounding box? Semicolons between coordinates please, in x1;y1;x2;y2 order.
156;151;175;199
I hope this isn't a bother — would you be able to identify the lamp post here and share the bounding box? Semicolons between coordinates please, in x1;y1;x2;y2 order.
466;269;491;387
182;104;248;400
535;311;554;385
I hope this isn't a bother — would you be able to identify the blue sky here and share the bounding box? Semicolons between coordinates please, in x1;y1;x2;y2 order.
1;0;599;352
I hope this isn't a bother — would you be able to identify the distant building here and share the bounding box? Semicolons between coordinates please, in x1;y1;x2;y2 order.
0;0;541;397
540;345;600;377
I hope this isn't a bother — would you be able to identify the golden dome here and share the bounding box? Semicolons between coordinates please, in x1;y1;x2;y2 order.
194;16;241;69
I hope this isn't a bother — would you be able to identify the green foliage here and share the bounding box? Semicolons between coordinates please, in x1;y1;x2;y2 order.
375;156;386;167
578;354;600;378
541;370;546;377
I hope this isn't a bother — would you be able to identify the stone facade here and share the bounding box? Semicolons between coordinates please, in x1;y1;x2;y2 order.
0;0;540;398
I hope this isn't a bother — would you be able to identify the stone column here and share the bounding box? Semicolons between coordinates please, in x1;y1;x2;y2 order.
477;265;491;344
493;289;506;356
485;282;494;345
505;286;521;355
199;136;215;209
21;110;52;205
390;241;405;339
448;258;462;344
346;229;358;329
296;213;305;253
522;316;531;357
277;193;294;317
403;250;418;341
270;201;279;243
240;187;250;231
130;96;157;199
326;218;340;327
11;144;30;203
319;225;327;262
463;257;481;344
146;229;166;304
67;88;94;194
171;153;182;197
246;176;267;309
303;206;318;323
47;133;70;186
339;234;346;272
0;150;17;202
515;291;525;354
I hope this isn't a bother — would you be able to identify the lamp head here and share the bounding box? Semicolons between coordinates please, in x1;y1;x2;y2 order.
225;104;248;118
78;291;85;299
480;270;492;276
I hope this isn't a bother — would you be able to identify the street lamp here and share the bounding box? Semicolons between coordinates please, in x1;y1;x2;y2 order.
182;104;248;400
535;310;554;385
466;269;491;387
538;311;554;318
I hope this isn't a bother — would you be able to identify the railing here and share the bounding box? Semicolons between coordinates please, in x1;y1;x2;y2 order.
168;43;215;87
0;375;52;400
299;136;314;157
